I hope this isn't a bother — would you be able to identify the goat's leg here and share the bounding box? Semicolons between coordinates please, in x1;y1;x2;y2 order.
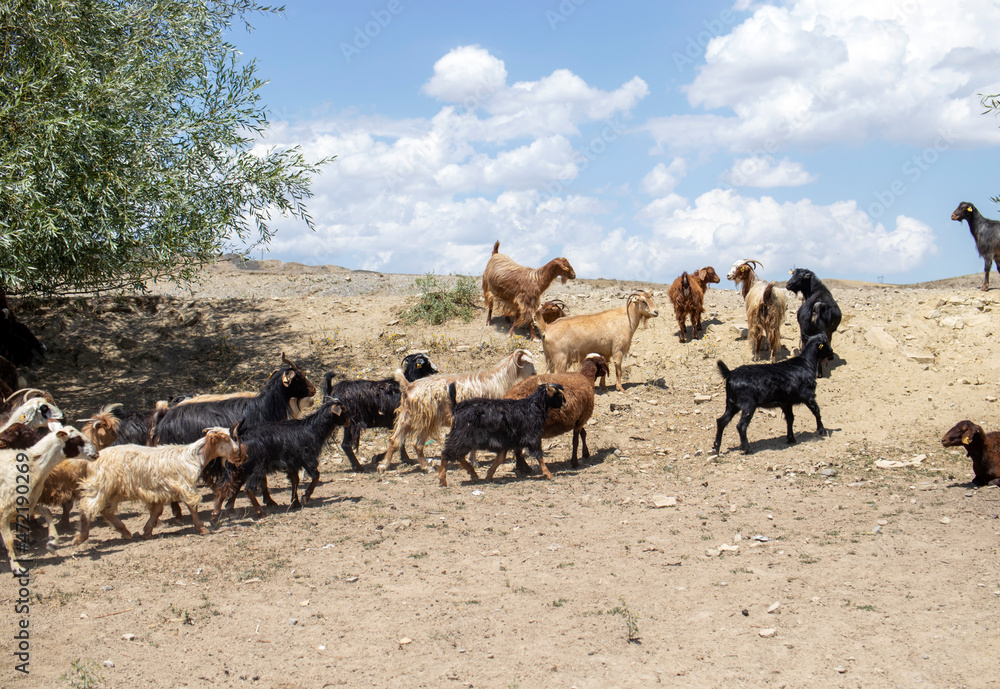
1;518;25;575
531;445;552;480
781;404;796;444
102;508;132;539
288;472;301;509
676;314;687;343
579;426;590;460
377;433;401;475
437;452;452;487
485;451;508;482
613;353;625;393
33;505;58;554
169;501;184;522
984;258;992;291
341;424;366;472
398;431;416;466
735;408;756;454
485;293;494;325
141;503;164;539
803;398;829;437
412;432;432;473
187;502;210;535
243;489;265;518
260;477;279;508
713;401;739;454
72;513;90;546
513;448;533;474
454;454;480;483
302;467;320;505
57;499;73;532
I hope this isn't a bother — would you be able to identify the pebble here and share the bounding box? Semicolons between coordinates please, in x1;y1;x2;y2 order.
767;602;780;613
345;576;359;583
103;660;115;668
651;495;677;508
121;634;135;642
289;618;299;626
758;628;776;638
399;637;413;646
940;517;951;524
835;665;847;674
821;468;837;477
101;585;114;591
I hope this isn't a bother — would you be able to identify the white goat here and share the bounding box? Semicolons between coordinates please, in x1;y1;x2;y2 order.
0;396;63;434
727;259;787;361
74;427;242;544
1;428;98;575
378;349;537;475
540;290;659;392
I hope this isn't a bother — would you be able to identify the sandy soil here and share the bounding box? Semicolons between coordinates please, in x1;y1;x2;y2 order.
3;259;999;689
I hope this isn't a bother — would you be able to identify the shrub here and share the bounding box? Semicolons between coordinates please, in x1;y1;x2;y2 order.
402;274;478;325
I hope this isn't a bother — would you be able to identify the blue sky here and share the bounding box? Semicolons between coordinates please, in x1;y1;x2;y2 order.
232;0;1000;285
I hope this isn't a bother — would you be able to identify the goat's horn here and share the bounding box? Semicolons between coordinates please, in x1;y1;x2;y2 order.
281;352;294;367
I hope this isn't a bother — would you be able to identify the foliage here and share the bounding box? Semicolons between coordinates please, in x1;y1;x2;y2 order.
609;597;641;643
60;658;102;689
983;93;1000;205
0;0;331;295
402;273;479;325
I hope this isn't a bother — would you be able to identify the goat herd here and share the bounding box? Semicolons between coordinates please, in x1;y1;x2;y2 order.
4;207;1000;577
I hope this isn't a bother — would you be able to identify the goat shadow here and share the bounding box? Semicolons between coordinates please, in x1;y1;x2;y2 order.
718;427;839;455
480;446;613;484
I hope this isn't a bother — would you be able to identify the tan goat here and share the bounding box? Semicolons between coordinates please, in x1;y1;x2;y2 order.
482;241;575;340
540;290;659;392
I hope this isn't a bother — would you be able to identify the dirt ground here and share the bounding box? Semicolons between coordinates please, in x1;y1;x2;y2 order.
3;259;999;689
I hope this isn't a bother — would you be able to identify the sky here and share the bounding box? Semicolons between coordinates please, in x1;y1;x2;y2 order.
230;0;1000;285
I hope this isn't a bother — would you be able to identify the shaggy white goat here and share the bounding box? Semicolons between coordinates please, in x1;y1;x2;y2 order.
727;259;788;361
1;428;98;575
74;427;242;544
540;291;659;392
0;396;63;434
378;349;537;475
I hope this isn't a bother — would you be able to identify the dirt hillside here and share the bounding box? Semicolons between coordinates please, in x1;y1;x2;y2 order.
3;260;999;689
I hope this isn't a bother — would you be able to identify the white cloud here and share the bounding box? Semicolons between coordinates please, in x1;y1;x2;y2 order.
641;159;687;196
722;156;817;188
648;0;1000;151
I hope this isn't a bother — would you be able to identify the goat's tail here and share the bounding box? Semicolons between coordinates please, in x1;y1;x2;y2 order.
716;360;731;380
492;240;500;255
681;272;691;298
810;301;825;325
447;382;458;410
760;283;774;320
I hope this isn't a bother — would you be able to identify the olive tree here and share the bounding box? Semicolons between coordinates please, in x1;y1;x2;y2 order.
0;0;330;295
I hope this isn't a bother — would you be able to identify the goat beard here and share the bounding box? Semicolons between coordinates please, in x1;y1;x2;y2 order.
560;276;568;285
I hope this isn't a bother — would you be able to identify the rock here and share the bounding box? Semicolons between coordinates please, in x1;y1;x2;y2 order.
987;396;998;403
651;495;677;508
694;394;713;404
835;665;847;674
732;324;748;339
103;660;115;668
289;618;299;626
399;637;413;646
121;633;135;642
758;628;777;638
705;548;721;557
940;517;951;524
905;350;935;364
865;327;898;351
965;314;990;327
767;602;780;613
821;468;837;477
939;316;964;329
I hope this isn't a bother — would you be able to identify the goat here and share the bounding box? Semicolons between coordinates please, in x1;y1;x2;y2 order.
0;291;46;368
1;428;98;574
667;267;720;343
536;299;568;326
727;259;787;361
323;353;438;472
378;349;537;475
436;382;566;487
540;290;658;392
500;353;610;478
0;424;84;531
0;396;63;434
951;202;1000;290
0;356;21;398
712;334;834;455
941;420;1000;486
0;422;42;450
73;427;242;544
150;353;316;506
785;268;842;377
482;241;576;340
215;398;351;517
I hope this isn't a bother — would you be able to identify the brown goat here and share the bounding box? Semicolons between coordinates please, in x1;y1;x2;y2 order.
667;267;720;343
536;299;568;326
499;353;611;479
482;240;575;340
941;420;1000;486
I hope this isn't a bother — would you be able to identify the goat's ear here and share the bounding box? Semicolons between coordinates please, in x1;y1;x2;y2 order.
282;369;295;387
698;269;708;281
967;205;974;212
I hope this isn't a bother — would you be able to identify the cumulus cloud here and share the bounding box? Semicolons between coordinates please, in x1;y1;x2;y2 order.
648;0;1000;151
641;159;687;196
722;156;817;188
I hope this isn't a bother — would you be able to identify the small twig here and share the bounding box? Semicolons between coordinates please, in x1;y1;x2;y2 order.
95;608;134;619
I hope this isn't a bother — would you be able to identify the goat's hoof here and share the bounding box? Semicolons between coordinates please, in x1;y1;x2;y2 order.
70;536;85;546
45;540;57;554
196;527;210;535
11;565;27;577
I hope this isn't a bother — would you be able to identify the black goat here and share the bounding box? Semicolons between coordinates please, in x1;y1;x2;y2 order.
712;334;834;455
0;292;45;368
951;202;1000;291
785;268;842;377
323;353;438;472
941;420;1000;487
216;397;351;517
437;382;565;488
151;353;316;506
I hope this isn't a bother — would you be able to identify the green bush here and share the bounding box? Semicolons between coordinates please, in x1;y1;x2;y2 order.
403;274;479;325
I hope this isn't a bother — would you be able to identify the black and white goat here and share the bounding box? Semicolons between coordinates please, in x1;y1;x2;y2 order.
785;268;842;377
437;382;565;488
712;334;834;455
215;397;351;517
951;202;1000;290
323;353;438;472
